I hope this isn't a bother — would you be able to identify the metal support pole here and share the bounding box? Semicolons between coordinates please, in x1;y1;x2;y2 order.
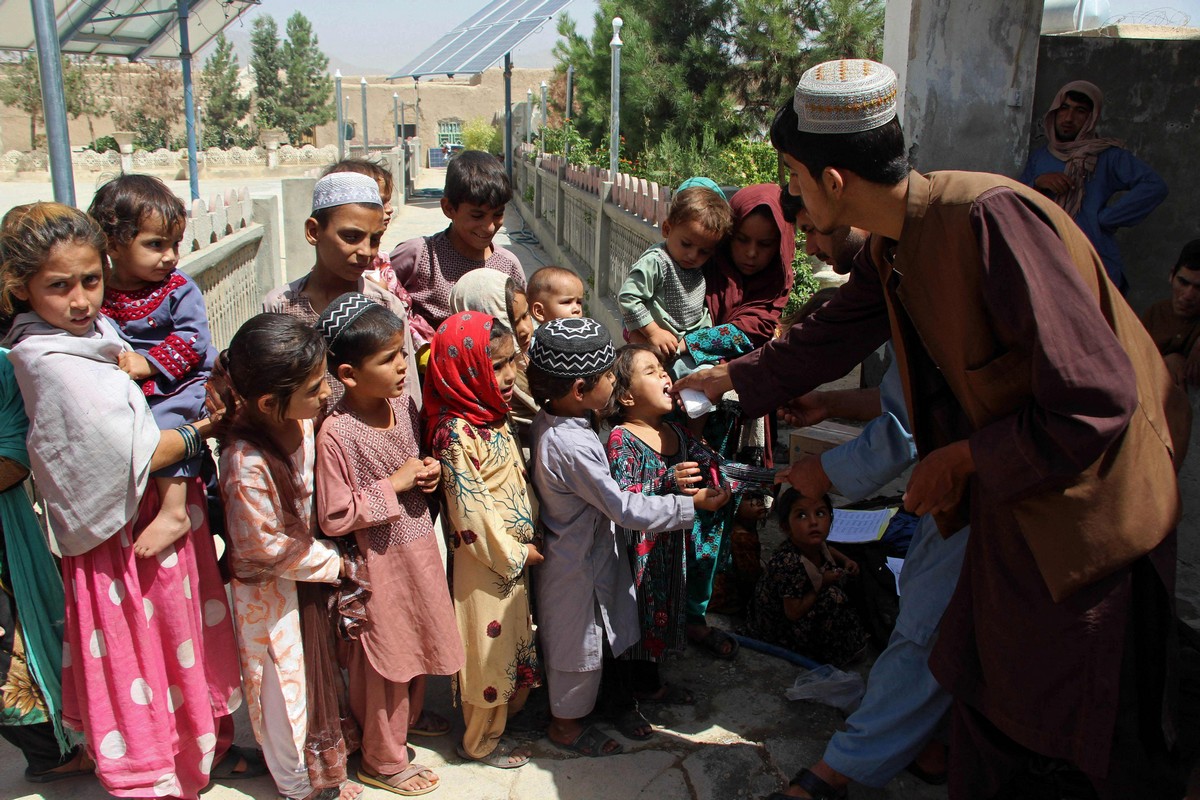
400;102;406;142
564;64;574;163
503;53;513;179
30;0;75;205
609;17;623;177
539;80;547;154
360;77;369;157
525;88;533;146
565;65;574;121
393;93;399;148
335;70;344;160
177;0;199;201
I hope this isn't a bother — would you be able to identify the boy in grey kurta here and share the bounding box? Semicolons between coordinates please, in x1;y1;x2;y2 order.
526;318;732;757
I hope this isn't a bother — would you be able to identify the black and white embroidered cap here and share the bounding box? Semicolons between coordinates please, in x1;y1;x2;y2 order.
526;317;615;378
315;292;376;349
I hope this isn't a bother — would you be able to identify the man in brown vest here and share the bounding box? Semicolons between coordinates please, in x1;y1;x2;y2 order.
676;59;1184;799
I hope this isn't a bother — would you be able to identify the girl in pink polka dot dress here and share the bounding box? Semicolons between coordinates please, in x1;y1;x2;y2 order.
1;203;241;799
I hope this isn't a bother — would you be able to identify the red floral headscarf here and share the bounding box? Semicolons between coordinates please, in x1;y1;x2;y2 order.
422;310;510;449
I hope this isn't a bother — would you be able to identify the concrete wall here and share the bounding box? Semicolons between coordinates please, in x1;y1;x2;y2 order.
1027;29;1200;625
884;0;1043;176
315;67;556;163
1027;30;1200;313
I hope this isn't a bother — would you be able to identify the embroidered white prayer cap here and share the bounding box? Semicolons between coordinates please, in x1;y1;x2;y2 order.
793;59;898;134
311;172;382;214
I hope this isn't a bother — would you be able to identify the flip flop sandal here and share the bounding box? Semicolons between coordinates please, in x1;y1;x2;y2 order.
614;708;654;741
455;736;530;769
357;764;439;796
550;724;624;758
409;710;451;737
693;626;740;660
635;682;696;706
24;750;93;784
210;744;269;780
763;768;848;800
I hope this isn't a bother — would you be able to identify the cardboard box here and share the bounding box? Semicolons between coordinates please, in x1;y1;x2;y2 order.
789;421;861;463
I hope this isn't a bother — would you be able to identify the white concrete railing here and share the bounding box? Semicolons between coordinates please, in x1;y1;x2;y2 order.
0;144;340;173
178;187;279;350
511;146;663;338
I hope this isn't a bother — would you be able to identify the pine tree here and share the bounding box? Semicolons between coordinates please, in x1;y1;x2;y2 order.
200;33;252;148
278;12;334;145
250;15;284;131
111;62;182;150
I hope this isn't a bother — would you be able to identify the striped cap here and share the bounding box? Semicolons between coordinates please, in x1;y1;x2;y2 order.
793;59;898;134
526;317;615;378
315;292;376;348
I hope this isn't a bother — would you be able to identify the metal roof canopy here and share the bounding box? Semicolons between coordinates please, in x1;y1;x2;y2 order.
6;0;260;205
389;0;571;177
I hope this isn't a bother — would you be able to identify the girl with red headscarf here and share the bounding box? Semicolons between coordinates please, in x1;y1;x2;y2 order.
422;311;544;770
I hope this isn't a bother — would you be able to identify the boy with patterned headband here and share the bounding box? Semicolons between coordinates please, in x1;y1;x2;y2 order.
675;59;1184;800
526;318;731;757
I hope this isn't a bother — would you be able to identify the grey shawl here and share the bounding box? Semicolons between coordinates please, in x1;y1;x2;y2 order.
7;313;159;556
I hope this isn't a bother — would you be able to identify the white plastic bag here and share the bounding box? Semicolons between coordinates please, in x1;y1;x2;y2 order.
785;664;866;713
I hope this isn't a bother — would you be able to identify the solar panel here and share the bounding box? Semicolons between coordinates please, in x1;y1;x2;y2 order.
455;18;543;75
389;0;571;79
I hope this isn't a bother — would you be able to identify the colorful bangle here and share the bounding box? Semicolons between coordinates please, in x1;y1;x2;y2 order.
178;423;201;461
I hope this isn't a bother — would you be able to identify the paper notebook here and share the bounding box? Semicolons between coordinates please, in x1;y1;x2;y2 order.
828;507;897;544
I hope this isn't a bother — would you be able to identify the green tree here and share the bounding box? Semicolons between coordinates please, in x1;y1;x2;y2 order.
462;117;501;154
0;54;106;149
730;0;818;129
278;12;334;145
553;0;743;160
200;33;252;148
250;15;284;131
811;0;884;62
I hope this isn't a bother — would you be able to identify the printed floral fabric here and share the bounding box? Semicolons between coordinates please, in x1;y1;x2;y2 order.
219;423;343;781
744;540;869;667
606;425;690;662
433;417;540;708
683;323;754;367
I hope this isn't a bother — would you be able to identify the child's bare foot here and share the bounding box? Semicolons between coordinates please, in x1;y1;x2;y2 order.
133;507;190;558
135;478;191;558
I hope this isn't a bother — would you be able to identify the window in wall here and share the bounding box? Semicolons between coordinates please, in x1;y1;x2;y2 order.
437;119;462;146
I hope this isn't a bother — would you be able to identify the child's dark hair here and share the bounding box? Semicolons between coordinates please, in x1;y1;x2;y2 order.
778;185;805;224
0;202;107;317
325;304;406;370
666;186;733;239
527;265;582;303
489;319;513;348
770;101;909;186
324;158;393;202
526;362;606;409
607;343;661;421
445;150;512;208
775;487;834;527
1172;239;1200;276
88;173;187;247
213;314;326;511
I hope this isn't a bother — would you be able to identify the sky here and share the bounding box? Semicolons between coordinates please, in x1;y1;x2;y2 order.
213;0;1200;77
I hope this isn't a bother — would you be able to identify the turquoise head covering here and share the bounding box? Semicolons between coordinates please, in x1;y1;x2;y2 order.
676;176;727;200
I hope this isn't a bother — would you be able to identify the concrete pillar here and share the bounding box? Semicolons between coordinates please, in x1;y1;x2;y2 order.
252;195;284;294
114;131;136;174
554;164;567;247
281;176;317;282
883;0;1044;176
